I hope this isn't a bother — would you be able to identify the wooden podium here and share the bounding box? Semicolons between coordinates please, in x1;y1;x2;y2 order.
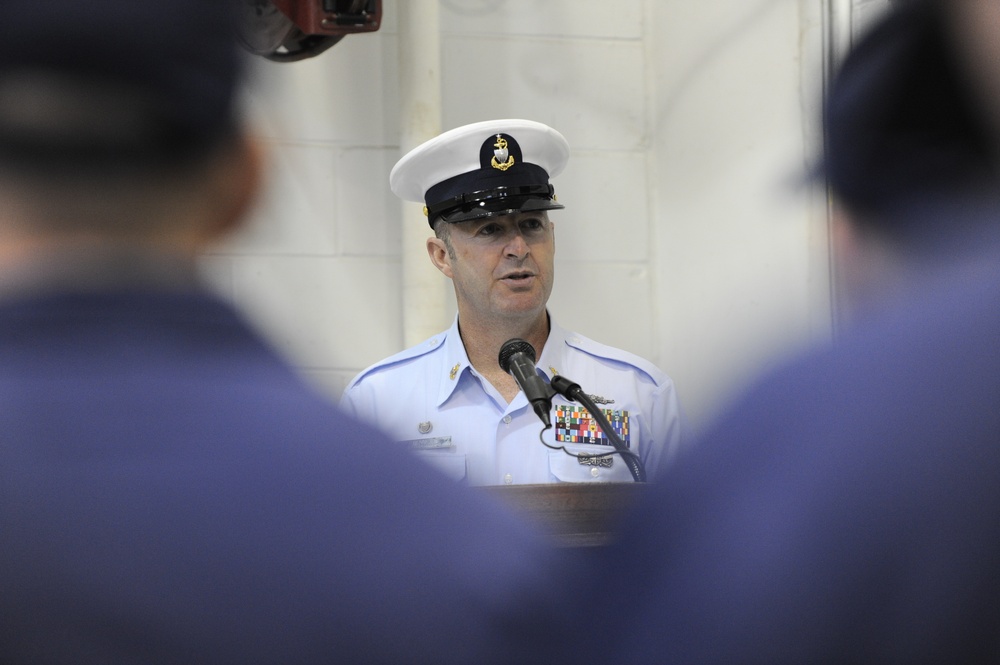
481;482;648;547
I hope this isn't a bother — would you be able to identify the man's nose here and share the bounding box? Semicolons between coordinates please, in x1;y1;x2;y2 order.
504;230;530;259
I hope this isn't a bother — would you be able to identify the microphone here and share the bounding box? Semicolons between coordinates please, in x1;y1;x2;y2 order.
498;338;553;428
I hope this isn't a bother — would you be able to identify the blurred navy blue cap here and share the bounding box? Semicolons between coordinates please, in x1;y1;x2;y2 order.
0;0;243;167
823;0;998;229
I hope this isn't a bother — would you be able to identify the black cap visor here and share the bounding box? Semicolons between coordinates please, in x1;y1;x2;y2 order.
429;184;563;225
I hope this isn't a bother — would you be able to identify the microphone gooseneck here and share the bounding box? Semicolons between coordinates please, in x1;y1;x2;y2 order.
549;375;646;482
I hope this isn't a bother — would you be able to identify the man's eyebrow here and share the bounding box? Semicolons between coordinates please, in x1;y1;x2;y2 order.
452;219;495;235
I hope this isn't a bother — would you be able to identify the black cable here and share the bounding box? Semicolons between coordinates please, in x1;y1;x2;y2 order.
539;375;647;483
536;426;644;467
570;390;646;483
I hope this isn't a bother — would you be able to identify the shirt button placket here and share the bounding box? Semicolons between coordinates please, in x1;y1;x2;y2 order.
499;414;514;484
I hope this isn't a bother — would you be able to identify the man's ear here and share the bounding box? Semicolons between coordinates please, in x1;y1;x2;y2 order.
426;236;454;278
202;133;265;242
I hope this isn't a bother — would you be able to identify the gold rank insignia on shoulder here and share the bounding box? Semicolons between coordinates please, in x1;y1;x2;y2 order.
449;363;460;380
491;135;514;171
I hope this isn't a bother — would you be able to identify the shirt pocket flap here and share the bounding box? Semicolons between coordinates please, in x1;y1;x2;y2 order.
547;447;634;483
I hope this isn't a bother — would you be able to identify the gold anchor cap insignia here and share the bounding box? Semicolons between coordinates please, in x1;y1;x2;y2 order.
491;135;514;171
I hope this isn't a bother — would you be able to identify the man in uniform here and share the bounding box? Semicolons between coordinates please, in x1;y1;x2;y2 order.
341;119;685;486
0;4;562;663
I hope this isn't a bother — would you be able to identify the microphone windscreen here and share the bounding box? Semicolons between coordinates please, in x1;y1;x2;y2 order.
498;338;536;373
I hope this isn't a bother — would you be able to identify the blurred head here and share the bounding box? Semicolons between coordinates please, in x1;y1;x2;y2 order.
823;0;999;242
822;0;1000;318
0;0;259;249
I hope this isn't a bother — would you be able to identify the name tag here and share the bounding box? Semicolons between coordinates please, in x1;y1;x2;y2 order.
400;436;454;451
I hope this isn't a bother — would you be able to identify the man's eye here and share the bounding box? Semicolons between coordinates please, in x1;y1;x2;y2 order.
476;224;501;236
520;219;543;232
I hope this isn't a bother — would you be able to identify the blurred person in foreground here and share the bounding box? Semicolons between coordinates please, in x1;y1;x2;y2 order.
0;2;559;663
567;0;1000;662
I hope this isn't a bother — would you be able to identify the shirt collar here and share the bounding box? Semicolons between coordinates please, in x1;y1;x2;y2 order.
536;315;569;381
435;312;569;406
435;314;473;407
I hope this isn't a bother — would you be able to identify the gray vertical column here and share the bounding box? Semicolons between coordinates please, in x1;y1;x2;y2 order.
398;0;450;347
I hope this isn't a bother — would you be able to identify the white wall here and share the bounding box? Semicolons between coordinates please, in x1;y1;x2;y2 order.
647;0;833;423
201;0;842;431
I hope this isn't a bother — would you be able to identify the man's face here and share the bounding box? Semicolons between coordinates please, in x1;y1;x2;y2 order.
427;210;555;325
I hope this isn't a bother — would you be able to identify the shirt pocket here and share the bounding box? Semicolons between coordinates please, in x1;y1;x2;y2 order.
413;451;468;483
547;445;635;483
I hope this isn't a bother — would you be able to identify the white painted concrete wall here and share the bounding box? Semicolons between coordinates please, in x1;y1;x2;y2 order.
201;0;850;431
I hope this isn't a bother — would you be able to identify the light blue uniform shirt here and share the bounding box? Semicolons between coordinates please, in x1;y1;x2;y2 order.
341;316;685;486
